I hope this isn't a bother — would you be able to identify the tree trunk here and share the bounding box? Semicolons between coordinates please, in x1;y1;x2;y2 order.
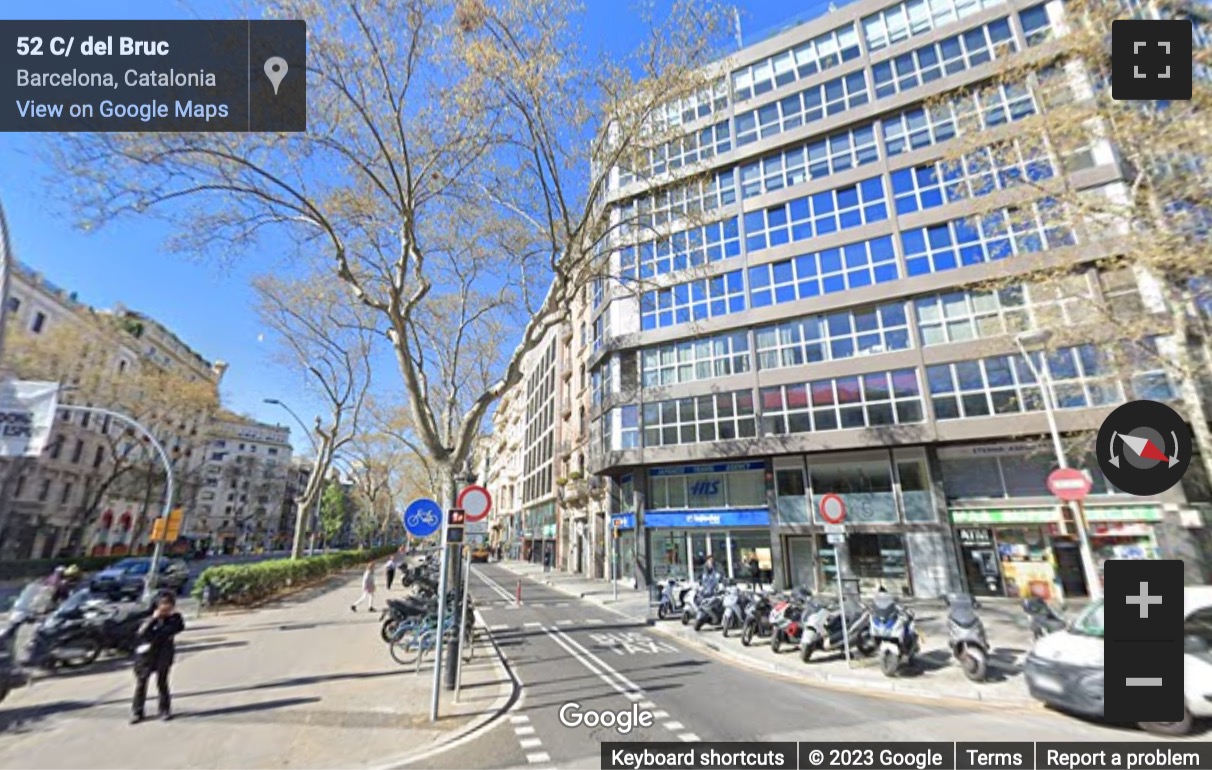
1165;298;1212;492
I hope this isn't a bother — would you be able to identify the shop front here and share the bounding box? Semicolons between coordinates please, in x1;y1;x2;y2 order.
609;513;636;585
950;506;1063;600
644;461;773;584
522;501;557;564
1084;504;1163;572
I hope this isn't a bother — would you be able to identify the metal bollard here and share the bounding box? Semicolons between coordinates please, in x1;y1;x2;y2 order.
515;579;522;606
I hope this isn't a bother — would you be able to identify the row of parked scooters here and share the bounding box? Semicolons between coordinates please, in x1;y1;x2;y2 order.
1;583;156;703
376;554;476;665
657;577;992;680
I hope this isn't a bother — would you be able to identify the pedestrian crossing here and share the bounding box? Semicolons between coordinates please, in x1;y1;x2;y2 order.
480;619;616;632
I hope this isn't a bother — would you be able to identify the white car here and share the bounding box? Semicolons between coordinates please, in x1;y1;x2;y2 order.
1024;585;1212;735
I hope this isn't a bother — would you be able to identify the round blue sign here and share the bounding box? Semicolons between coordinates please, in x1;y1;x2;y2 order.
403;498;442;538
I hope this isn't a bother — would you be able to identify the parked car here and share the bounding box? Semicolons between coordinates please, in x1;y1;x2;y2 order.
89;557;189;599
1025;586;1212;735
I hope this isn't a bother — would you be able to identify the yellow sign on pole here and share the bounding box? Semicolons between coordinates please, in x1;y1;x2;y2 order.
165;508;184;542
150;518;167;541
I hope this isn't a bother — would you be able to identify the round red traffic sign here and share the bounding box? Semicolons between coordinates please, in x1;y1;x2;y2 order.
457;485;493;522
1046;468;1092;502
819;493;847;524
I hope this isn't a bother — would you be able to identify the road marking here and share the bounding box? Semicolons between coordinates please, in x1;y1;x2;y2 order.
510;715;530;724
663;721;685;731
550;626;646;699
519;738;543;749
679;733;700;742
523;622;541;629
589;631;678;655
473;569;517;603
587;618;605;625
556;603;570;607
515;725;536;736
490;624;510;631
526;752;551;764
639;701;656;709
652;710;669;719
543;626;641;701
555;619;573;626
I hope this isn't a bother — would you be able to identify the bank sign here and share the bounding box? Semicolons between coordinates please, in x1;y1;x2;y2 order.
0;380;59;458
644;508;770;528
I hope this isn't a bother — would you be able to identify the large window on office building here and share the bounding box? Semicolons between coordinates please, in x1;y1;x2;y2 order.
649;467;766;510
761;369;924;435
755;302;911;370
862;0;1007;51
738;123;880;200
641;332;750;387
642;391;757;447
748;235;899;306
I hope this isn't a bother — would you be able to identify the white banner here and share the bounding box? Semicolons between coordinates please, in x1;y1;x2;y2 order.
0;380;59;458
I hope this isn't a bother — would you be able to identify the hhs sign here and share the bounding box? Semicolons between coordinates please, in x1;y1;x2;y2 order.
688;480;720;496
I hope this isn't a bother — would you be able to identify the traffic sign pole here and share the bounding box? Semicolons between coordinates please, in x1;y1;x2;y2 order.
429;513;450;722
818;494;851;668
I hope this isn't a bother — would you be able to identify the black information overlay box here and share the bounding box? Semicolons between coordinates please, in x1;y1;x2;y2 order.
1111;19;1193;101
1103;558;1184;723
0;20;305;132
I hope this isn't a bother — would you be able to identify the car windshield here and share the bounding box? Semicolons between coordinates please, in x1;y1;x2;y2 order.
1070;600;1104;638
116;559;149;575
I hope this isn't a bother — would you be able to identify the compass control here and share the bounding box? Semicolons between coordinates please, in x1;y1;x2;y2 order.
1096;400;1192;496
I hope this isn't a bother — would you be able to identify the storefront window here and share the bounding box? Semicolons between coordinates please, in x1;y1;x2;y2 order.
896;458;935;521
647;468;766;509
728;470;767;506
731;532;774;585
811;460;897;523
776;468;809;524
651;530;688;580
999;453;1053;497
817;533;909;593
941;455;1001;498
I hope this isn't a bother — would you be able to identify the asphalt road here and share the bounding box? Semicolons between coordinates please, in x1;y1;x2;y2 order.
404;563;1190;770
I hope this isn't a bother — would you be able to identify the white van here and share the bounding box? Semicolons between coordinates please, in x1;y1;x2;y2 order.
1024;586;1212;735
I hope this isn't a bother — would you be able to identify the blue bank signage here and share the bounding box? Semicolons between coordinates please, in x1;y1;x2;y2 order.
611;514;636;530
643;508;770;529
648;461;765;477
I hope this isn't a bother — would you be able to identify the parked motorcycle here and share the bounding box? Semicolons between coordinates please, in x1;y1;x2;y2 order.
870;590;920;677
0;586;46;703
740;591;775;647
694;581;727;632
657;578;694;621
945;593;989;681
1022;597;1066;639
721;583;751;638
769;587;811;653
680;583;700;626
799;595;875;662
26;589;150;670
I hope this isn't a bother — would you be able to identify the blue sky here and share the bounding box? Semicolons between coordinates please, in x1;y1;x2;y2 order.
0;0;834;454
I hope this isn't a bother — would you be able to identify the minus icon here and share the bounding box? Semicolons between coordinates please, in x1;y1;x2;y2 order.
1126;678;1164;686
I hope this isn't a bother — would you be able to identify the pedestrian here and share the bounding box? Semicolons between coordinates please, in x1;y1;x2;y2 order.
351;560;377;612
384;555;397;591
543;546;553;573
131;591;185;724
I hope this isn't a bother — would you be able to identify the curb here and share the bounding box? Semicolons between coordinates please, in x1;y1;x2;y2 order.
375;610;522;769
502;563;1038;709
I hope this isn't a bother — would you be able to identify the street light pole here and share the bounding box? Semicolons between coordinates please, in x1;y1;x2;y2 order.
0;199;13;366
1015;332;1103;600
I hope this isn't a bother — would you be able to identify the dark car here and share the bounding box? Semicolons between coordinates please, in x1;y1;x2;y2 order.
89;558;189;599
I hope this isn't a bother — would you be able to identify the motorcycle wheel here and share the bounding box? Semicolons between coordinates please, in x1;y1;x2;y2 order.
55;635;102;669
741;621;755;646
858;634;878;657
381;619;401;644
694;615;706;632
961;646;987;682
800;631;817;662
681;610;691;627
771;631;782;654
721;615;732;638
658;603;669;620
880;649;899;677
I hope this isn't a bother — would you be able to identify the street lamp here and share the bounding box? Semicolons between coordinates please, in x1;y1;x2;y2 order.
1013;330;1103;599
264;397;322;556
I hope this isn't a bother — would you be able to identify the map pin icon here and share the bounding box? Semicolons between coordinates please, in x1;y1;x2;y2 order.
264;57;288;95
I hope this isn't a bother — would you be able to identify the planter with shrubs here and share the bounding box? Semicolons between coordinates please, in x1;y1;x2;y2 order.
191;546;396;607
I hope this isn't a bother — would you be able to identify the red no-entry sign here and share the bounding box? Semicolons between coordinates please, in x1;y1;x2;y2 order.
1047;468;1092;502
819;493;847;524
458;485;493;522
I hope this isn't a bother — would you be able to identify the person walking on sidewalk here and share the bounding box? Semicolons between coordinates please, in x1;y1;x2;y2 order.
384;555;397;591
131;591;185;724
351;561;377;612
543;547;553;573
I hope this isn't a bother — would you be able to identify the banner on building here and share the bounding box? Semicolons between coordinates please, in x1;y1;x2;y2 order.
0;380;59;458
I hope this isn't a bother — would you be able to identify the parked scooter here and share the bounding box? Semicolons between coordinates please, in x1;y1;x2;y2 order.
799;595;875;662
657;578;694;621
0;586;47;703
680;583;700;626
740;591;775;647
1022;597;1066;639
870;590;920;677
945;593;990;681
694;580;727;632
769;587;811;653
721;583;751;638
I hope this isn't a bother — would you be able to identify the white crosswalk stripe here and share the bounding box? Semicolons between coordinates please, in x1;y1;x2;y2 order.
526;752;550;764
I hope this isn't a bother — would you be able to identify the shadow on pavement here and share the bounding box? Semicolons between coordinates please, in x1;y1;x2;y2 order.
177;696;321;720
0;699;94;733
96;668;402;707
177;640;249;655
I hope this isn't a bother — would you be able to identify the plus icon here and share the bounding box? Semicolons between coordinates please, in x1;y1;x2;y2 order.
1112;19;1193;101
1126;581;1164;619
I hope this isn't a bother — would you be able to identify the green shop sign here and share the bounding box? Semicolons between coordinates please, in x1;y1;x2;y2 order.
1084;506;1162;522
950;507;1061;525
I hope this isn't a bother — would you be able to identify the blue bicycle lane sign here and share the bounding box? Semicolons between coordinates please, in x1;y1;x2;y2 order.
403;498;442;538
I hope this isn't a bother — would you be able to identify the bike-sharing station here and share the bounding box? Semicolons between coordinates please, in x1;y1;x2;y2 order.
400;485;492;721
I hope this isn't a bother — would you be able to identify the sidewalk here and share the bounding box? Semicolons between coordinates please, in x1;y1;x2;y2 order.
0;572;513;769
499;560;1039;707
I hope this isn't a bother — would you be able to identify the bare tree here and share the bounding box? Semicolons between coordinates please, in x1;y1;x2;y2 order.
49;0;730;508
255;272;373;558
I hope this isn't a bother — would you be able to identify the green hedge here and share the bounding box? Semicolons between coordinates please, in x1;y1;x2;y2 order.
191;547;396;606
0;555;129;581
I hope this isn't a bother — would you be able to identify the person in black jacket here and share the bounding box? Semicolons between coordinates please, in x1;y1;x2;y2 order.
131;591;185;724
